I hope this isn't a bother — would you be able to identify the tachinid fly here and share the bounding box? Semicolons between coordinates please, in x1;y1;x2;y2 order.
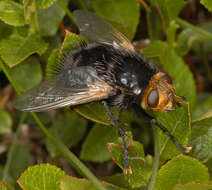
15;10;190;173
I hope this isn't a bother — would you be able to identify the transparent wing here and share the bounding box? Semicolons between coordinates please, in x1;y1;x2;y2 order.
73;10;135;52
14;66;113;112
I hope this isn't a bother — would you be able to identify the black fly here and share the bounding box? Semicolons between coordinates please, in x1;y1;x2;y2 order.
15;10;191;173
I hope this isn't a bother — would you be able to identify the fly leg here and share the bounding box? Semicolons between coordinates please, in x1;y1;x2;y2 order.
133;104;192;153
151;119;192;153
103;101;131;174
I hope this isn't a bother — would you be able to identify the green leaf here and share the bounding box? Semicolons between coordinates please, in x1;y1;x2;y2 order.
200;0;212;12
23;0;40;33
173;183;212;190
153;105;190;160
37;1;68;36
176;29;203;56
46;49;60;78
0;182;14;190
60;176;126;190
36;0;57;9
155;0;186;27
205;158;212;180
10;57;42;92
93;0;140;40
155;155;210;190
167;21;179;45
148;8;164;40
0;21;12;41
75;103;113;126
0;32;48;67
108;133;152;188
193;95;212;119
17;164;66;190
60;32;84;58
46;32;84;77
0;109;12;134
176;22;212;56
190;117;212;162
46;112;87;156
0;166;2;179
102;173;147;190
192;22;212;54
80;124;118;162
160;46;196;110
75;102;144;128
142;41;167;58
8;143;32;181
0;1;25;26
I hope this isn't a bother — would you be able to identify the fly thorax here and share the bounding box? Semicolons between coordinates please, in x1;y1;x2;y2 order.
119;72;142;95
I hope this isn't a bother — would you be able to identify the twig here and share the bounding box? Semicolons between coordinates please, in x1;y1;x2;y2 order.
147;127;160;190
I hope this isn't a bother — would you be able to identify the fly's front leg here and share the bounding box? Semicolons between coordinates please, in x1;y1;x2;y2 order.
133;104;192;153
102;101;131;174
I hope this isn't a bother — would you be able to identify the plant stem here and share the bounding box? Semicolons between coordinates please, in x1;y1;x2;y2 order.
148;128;160;190
176;18;212;40
0;60;107;190
31;113;106;190
2;112;27;181
57;0;77;27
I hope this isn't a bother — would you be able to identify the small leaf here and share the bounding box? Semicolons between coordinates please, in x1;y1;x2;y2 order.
155;155;210;190
60;176;126;190
75;102;144;128
0;1;25;26
46;112;87;156
108;132;152;188
10;57;42;92
0;32;48;67
93;0;140;40
80;124;118;162
0;109;12;134
167;21;179;46
46;32;84;77
0;21;12;41
102;173;142;190
75;103;113;126
0;166;2;179
176;29;203;56
142;41;167;57
36;0;57;9
60;32;84;59
37;0;68;36
46;49;60;78
176;22;212;56
23;0;40;33
18;164;66;190
153;105;190;160
173;182;212;190
148;8;164;40
200;0;212;12
0;182;14;190
193;95;212;119
8;143;32;181
192;22;212;54
155;0;186;27
190;117;212;162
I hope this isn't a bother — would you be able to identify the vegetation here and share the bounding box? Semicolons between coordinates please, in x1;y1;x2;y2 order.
0;0;212;190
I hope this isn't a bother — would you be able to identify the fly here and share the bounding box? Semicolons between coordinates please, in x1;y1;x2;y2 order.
15;10;191;173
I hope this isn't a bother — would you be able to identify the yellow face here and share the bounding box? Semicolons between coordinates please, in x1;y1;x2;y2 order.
141;72;176;112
